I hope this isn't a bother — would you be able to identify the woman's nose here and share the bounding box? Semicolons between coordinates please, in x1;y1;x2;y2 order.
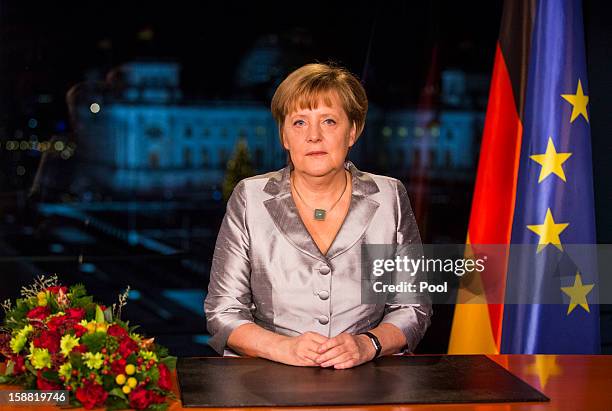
307;124;323;142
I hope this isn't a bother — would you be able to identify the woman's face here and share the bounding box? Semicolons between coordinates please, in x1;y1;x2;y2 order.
282;92;356;177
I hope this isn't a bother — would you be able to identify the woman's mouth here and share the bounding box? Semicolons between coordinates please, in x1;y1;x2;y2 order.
306;151;327;156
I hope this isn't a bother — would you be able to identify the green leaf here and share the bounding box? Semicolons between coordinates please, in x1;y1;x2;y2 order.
0;375;16;384
109;387;127;400
69;283;87;299
103;374;115;392
70;352;84;368
104;307;113;323
41;370;61;383
95;305;105;324
155;345;169;358
105;396;129;410
160;356;177;371
81;332;106;353
25;360;37;375
146;402;169;411
5;360;15;376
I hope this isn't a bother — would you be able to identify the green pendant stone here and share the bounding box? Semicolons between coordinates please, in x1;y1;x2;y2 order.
314;209;326;220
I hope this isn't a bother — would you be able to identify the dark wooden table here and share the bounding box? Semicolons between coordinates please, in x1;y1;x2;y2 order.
1;355;611;410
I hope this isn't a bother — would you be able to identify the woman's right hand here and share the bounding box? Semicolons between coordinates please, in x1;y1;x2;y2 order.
274;331;329;366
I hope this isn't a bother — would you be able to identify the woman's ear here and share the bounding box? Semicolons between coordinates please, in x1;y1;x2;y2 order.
348;121;357;147
279;125;290;150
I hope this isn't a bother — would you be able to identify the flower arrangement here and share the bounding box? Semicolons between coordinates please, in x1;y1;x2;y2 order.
0;275;177;410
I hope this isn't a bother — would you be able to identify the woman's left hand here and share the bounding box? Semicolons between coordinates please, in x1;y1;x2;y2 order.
314;333;376;369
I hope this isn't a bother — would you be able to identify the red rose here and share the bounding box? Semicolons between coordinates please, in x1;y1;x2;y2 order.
128;387;165;410
46;315;68;332
26;306;50;320
46;286;68;294
118;338;138;358
107;324;129;339
66;307;86;321
36;370;62;390
72;344;88;354
157;363;172;391
75;380;108;409
110;358;127;376
73;324;87;337
33;330;61;353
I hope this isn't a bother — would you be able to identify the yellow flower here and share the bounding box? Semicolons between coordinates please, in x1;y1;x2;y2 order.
139;351;158;362
95;323;108;333
37;291;48;307
122;385;131;395
60;335;80;357
58;362;72;380
9;325;32;354
127;377;137;388
124;364;136;375
28;347;51;370
86;323;97;334
115;374;126;385
83;352;104;369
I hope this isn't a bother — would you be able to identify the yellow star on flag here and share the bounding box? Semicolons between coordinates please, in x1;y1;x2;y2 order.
561;79;589;123
526;208;569;252
561;272;595;315
529;137;572;183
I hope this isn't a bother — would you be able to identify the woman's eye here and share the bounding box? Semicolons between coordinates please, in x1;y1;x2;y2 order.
323;118;336;125
293;120;305;126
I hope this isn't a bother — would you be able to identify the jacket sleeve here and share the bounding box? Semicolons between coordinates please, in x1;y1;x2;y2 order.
204;180;256;355
378;179;433;353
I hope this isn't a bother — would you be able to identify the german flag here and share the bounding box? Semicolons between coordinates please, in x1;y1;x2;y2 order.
448;0;535;354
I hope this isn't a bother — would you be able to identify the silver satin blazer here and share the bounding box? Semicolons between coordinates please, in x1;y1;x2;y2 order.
204;160;432;355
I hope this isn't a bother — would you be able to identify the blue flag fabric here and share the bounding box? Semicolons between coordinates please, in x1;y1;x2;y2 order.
501;0;600;353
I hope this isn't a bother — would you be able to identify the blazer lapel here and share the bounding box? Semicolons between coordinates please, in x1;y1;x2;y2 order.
263;160;380;262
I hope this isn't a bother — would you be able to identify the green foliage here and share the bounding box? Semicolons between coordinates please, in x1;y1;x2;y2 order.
41;370;60;383
148;402;169;411
81;332;106;353
160;356;177;371
103;374;116;392
155;345;168;358
108;387;127;400
69;352;84;369
5;299;31;329
222;139;255;202
105;335;119;353
106;397;130;411
95;305;105;323
0;375;14;384
104;307;114;323
69;284;88;299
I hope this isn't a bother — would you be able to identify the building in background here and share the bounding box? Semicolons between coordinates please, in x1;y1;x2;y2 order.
69;61;486;195
70;61;284;194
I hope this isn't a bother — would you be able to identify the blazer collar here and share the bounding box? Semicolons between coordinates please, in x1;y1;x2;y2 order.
263;160;380;262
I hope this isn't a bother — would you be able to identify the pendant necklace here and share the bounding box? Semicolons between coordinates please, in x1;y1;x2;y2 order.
291;171;348;221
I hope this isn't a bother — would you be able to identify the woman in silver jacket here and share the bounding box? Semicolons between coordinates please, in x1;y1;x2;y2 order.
205;63;432;369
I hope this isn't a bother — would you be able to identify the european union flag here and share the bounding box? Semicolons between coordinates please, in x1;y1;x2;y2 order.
501;0;600;353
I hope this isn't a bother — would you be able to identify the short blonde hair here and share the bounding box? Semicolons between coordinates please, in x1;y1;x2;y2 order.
271;63;368;147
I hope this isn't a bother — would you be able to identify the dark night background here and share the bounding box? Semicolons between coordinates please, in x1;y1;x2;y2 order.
0;0;611;356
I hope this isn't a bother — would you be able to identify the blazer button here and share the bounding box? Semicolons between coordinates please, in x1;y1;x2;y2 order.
319;266;331;275
318;291;329;300
317;315;329;325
